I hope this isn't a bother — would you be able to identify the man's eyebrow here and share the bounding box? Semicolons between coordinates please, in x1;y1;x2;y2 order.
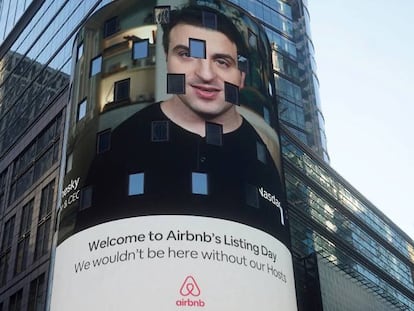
171;44;189;53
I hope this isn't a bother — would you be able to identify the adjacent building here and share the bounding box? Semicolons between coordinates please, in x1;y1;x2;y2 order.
0;0;412;310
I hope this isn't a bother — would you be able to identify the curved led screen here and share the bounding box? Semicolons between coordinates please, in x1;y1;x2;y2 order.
50;1;297;310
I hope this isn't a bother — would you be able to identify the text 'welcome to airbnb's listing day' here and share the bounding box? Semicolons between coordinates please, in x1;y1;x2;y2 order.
73;229;288;283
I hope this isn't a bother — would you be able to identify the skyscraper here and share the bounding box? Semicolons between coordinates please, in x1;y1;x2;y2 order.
0;1;412;310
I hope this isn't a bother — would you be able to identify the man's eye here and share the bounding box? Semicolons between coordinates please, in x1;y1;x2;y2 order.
216;59;230;67
178;50;190;57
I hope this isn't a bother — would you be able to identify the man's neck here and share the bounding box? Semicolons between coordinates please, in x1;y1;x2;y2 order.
160;98;242;137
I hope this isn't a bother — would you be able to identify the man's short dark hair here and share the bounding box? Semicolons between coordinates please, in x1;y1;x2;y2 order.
161;5;247;56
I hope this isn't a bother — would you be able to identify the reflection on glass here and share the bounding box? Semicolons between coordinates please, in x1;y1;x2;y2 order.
77;99;87;121
77;43;84;61
90;55;102;76
133;40;149;60
128;173;144;196
189;38;206;59
192;172;208;195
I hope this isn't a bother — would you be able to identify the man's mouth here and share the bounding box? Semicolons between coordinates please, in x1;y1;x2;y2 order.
191;84;221;100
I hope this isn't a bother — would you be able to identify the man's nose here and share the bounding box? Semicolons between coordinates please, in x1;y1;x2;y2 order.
195;59;216;81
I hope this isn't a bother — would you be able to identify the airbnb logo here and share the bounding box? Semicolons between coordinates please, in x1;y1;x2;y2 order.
176;276;205;307
180;276;201;296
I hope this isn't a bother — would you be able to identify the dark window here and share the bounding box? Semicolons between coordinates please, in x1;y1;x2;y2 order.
192;172;208;195
35;182;54;261
19;200;33;235
0;171;6;215
77;99;87;121
28;274;46;311
132;40;149;60
151;121;169;142
90;55;102;76
128;173;144;196
114;79;130;102
154;6;170;24
1;216;15;251
39;181;55;220
202;11;217;29
167;74;185;94
97;130;111;154
205;122;223;146
14;200;33;275
80;186;93;210
34;218;50;261
224;81;239;105
0;252;10;286
14;237;29;275
245;184;259;208
256;141;267;164
8;289;22;311
104;17;119;37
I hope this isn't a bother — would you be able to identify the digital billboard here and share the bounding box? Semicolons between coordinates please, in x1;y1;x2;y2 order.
49;0;297;309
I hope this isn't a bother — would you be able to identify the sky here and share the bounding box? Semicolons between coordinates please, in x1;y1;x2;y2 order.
307;0;414;240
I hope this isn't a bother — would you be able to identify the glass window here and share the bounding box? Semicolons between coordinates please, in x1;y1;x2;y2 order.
132;40;149;60
80;186;93;210
128;173;144;196
263;106;271;124
34;218;51;260
66;152;73;173
245;184;259;208
14;237;29;275
19;200;33;235
77;99;87;121
151;121;169;142
192;172;208;195
28;274;46;311
0;252;10;286
248;29;258;49
8;289;23;311
202;11;217;29
39;181;55;220
1;216;15;250
205;122;222;146
90;55;102;76
167;74;185;94
97;130;111;154
154;6;171;24
104;16;119;38
114;79;130;102
224;81;239;105
189;38;206;59
77;42;84;61
256;141;267;164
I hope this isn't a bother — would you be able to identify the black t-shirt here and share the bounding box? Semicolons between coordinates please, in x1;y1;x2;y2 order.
76;103;288;243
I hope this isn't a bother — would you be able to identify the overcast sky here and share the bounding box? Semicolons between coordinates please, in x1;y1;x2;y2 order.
307;0;414;240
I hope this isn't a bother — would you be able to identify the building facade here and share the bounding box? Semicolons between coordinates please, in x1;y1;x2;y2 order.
0;0;412;310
